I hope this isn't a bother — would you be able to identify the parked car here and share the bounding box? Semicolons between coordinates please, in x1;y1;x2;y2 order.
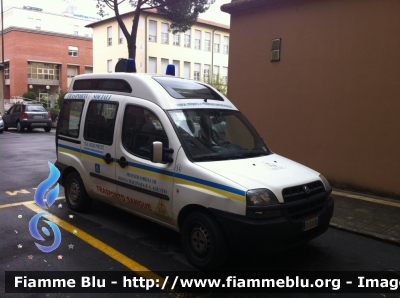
0;115;4;133
2;103;52;132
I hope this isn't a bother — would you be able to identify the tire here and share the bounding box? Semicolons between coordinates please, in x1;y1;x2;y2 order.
16;122;24;132
44;127;51;132
3;124;8;131
181;211;228;271
27;127;33;132
65;172;92;212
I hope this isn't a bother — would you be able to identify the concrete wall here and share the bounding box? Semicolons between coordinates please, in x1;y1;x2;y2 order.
223;0;400;197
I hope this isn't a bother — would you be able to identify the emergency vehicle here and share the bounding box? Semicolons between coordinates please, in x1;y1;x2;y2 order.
55;60;334;270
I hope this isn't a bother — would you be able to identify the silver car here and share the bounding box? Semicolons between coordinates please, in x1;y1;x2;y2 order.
0;114;4;133
2;103;52;132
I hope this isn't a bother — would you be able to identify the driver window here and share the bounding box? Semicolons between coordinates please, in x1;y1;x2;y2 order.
122;105;168;159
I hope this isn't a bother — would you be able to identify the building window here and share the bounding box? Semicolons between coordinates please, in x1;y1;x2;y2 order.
204;32;211;51
27;62;60;80
107;60;112;73
4;66;9;80
184;62;190;79
107;26;112;46
184;30;190;48
149;57;157;73
161;59;169;74
68;46;78;57
119;26;124;44
214;34;220;53
149;20;157;42
222;67;228;84
173;32;179;46
203;64;210;83
173;60;180;77
213;65;220;81
161;23;169;44
194;63;200;81
35;19;41;30
223;36;229;54
194;30;201;50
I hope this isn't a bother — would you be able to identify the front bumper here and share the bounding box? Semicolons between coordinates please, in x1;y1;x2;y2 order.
209;190;334;254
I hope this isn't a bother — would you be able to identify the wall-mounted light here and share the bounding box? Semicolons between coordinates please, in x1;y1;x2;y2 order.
271;38;281;62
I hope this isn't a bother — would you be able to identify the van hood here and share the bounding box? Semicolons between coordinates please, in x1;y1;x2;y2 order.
196;154;321;202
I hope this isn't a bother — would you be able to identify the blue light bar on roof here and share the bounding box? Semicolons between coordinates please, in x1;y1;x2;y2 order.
166;64;175;76
125;58;136;73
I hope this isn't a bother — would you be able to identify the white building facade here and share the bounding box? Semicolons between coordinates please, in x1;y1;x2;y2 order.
87;10;230;83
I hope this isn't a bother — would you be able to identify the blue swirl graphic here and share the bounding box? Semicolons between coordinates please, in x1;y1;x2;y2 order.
34;162;60;209
29;212;62;253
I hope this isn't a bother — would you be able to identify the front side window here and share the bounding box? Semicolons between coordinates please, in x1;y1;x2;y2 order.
84;101;118;145
169;109;271;161
122;106;168;160
58;100;84;138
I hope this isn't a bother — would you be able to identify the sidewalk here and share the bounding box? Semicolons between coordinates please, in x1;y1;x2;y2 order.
330;189;400;245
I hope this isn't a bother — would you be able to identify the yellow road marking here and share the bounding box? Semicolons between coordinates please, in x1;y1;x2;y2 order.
22;202;165;284
332;190;400;208
5;189;31;196
0;197;65;209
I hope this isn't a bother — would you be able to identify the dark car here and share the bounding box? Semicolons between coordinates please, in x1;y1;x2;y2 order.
3;103;52;132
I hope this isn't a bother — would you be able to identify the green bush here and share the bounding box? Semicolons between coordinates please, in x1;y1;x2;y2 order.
57;92;67;108
48;108;60;122
22;91;36;100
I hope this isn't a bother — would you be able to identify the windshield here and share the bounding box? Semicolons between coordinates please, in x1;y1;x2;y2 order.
169;109;271;162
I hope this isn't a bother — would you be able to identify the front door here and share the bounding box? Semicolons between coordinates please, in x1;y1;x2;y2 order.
115;99;177;226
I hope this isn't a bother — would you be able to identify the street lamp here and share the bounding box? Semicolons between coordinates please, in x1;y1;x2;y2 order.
46;85;50;107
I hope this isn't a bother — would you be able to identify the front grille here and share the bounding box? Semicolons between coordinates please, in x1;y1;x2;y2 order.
287;197;326;221
282;181;325;202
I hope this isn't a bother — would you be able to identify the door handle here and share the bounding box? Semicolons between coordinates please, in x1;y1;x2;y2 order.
117;156;128;168
103;153;113;164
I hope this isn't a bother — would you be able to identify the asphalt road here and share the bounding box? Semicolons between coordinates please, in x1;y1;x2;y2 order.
1;129;400;298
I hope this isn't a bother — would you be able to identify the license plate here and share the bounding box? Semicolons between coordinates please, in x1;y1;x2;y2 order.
32;123;47;126
302;216;319;231
34;116;44;119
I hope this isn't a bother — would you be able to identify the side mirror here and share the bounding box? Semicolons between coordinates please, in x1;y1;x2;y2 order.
151;141;163;163
151;141;174;163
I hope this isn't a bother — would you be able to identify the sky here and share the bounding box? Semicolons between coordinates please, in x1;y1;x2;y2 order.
3;0;231;25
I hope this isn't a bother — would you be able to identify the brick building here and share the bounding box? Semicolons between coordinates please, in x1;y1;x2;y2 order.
0;6;94;103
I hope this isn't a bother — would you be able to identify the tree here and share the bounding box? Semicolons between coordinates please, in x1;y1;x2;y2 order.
95;0;214;59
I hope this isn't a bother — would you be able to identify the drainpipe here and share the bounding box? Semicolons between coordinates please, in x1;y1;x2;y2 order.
1;0;4;116
145;13;150;73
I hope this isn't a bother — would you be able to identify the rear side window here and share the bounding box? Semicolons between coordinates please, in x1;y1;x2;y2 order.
58;100;84;138
84;101;118;145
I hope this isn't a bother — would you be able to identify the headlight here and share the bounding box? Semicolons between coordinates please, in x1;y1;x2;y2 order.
246;188;279;206
319;174;331;191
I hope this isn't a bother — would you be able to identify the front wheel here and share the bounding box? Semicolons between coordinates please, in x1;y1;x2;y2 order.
181;211;228;271
65;172;92;212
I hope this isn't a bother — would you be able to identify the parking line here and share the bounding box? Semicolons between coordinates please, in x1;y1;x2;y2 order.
332;190;400;208
0;197;65;209
22;201;165;284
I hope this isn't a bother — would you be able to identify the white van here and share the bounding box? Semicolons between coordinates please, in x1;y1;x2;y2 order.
55;68;334;270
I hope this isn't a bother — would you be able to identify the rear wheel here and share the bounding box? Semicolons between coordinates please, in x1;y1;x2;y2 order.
16;122;24;132
65;172;92;212
181;211;228;271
